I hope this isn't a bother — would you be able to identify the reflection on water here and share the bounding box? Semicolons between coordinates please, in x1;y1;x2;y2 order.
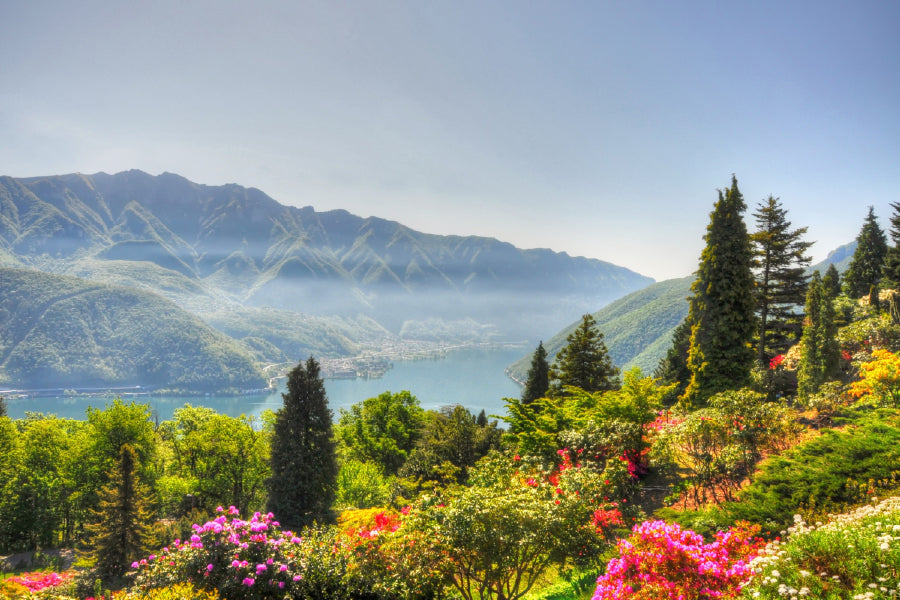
4;346;525;422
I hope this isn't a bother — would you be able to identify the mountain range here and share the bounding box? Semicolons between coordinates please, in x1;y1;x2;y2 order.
0;170;653;389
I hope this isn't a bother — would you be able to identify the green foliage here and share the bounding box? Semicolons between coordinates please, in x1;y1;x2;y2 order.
726;408;900;536
0;268;266;390
403;453;621;600
683;176;757;407
522;341;550;404
398;404;502;491
751;196;813;365
654;318;692;403
335;460;393;509
549;314;619;395
742;497;900;600
83;444;153;579
159;405;270;515
657;388;799;507
337;390;425;475
798;272;839;400
266;357;338;529
843;206;888;298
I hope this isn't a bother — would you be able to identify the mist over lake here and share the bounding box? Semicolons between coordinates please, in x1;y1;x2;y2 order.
4;346;525;423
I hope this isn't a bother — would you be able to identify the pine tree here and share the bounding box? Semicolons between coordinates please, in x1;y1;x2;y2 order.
83;444;151;578
654;318;692;402
267;357;338;529
548;314;619;395
521;341;550;403
0;396;5;418
843;207;888;298
750;196;813;366
682;176;756;407
823;263;842;299
797;272;838;400
882;202;900;288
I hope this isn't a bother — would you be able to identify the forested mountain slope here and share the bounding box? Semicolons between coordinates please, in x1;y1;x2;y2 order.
0;268;266;390
508;276;693;380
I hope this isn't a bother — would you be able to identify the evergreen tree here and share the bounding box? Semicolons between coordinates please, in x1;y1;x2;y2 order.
823;263;842;299
682;176;756;407
882;202;900;288
653;318;692;402
548;314;619;395
797;272;838;400
267;357;338;529
521;341;550;403
83;444;151;578
0;396;5;418
750;196;813;365
843;206;887;298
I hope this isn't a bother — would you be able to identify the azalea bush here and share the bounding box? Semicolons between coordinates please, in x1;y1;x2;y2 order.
850;348;900;408
742;496;900;599
591;520;763;600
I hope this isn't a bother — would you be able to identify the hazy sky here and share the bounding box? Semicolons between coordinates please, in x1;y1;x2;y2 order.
2;1;898;281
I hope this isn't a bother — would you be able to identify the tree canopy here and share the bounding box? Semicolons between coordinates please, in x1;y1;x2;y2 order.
549;314;619;396
683;176;756;407
843;206;888;298
267;357;338;529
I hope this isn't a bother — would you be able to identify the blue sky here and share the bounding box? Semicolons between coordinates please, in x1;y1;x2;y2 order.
2;1;898;281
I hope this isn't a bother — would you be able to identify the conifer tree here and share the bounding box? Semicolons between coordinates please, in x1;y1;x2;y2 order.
882;202;900;288
0;396;5;418
823;263;842;299
654;318;692;401
267;357;338;529
84;444;151;578
521;341;550;403
843;207;887;298
549;314;619;395
750;196;813;365
682;176;756;407
798;272;838;400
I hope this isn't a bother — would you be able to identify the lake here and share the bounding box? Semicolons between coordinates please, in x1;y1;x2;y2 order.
3;346;526;423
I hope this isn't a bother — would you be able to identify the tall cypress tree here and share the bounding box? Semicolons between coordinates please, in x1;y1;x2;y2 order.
843;207;888;298
521;341;550;404
83;444;151;578
750;196;813;366
823;263;842;299
682;176;756;407
267;357;338;529
797;272;838;400
549;314;619;395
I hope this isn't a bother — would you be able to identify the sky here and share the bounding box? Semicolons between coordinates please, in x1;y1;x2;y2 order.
1;1;899;281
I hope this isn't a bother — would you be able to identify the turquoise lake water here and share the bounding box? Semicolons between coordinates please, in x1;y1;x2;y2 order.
4;346;526;422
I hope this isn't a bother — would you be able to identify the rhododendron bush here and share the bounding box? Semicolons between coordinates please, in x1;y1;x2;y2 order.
591;520;762;600
128;506;439;600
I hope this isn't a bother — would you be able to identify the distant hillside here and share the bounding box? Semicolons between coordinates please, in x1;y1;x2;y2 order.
809;241;856;275
0;171;653;339
0;268;266;391
508;276;693;382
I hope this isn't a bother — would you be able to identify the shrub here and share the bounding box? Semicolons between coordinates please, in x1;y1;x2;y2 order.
591;520;762;599
742;497;900;599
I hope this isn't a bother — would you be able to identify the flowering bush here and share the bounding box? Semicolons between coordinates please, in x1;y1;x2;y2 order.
591;520;762;600
130;506;304;599
743;497;900;599
4;571;73;592
849;348;900;407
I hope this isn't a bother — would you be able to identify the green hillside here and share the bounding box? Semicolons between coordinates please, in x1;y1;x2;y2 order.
0;268;266;391
508;276;693;382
